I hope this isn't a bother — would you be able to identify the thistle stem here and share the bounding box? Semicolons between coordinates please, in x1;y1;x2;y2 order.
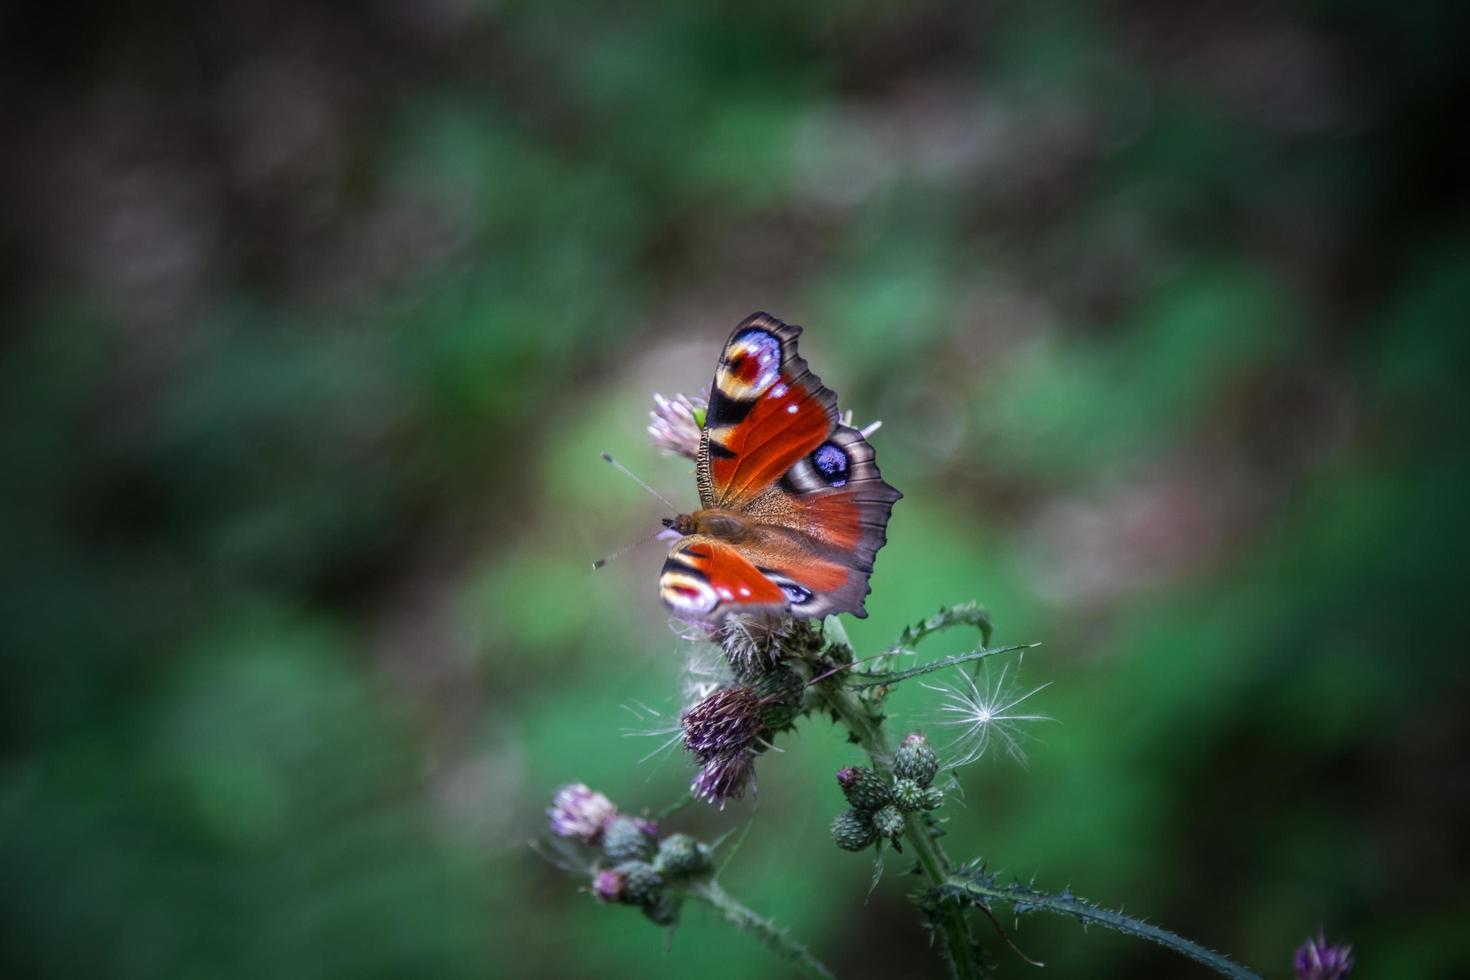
935;874;1263;980
687;880;834;980
818;618;981;980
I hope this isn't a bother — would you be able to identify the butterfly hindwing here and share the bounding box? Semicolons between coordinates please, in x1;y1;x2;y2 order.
659;536;788;620
664;312;901;622
778;422;900;578
658;533;869;621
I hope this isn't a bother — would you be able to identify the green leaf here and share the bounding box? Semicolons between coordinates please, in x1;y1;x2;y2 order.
851;645;1036;690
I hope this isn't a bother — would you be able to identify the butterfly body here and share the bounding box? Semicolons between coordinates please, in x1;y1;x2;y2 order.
659;313;901;623
665;509;751;541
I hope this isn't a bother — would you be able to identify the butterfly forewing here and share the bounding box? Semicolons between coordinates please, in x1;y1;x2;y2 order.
697;314;839;509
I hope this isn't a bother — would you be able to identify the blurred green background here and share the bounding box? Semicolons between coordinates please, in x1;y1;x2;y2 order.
4;1;1468;977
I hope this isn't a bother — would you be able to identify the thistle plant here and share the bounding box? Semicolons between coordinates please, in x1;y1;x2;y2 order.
538;392;1343;979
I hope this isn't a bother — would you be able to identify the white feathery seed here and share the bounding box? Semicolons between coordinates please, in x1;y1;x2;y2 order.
922;662;1053;768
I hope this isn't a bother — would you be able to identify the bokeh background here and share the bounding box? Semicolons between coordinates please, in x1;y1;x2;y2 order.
4;1;1469;977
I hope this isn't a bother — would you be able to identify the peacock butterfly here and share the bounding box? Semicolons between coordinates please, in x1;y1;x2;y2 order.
659;313;901;622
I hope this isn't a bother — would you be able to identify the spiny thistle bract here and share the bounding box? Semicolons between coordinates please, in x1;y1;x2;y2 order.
612;861;664;907
892;777;926;813
602;815;657;862
836;766;893;811
831;809;877;851
870;804;906;846
654;834;712;878
712;614;793;670
893;732;939;788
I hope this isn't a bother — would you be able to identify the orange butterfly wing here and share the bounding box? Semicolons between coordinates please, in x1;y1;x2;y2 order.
661;313;901;621
659;537;791;620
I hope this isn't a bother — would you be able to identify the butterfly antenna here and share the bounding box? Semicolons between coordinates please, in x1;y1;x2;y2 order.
591;534;655;571
592;519;673;570
600;452;680;511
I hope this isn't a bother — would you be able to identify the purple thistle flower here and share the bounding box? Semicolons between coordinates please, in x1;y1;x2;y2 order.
592;868;626;903
1295;930;1354;980
691;751;756;809
648;392;706;460
681;686;765;761
548;783;619;843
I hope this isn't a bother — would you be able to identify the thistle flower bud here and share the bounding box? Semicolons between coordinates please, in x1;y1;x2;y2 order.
1294;931;1354;980
891;777;925;813
602;815;657;862
612;860;664;907
871;804;905;844
592;868;626;903
920;786;945;811
831;809;877;851
835;766;893;811
894;732;939;788
549;783;619;843
692;751;756;809
682;686;765;761
655;833;713;878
